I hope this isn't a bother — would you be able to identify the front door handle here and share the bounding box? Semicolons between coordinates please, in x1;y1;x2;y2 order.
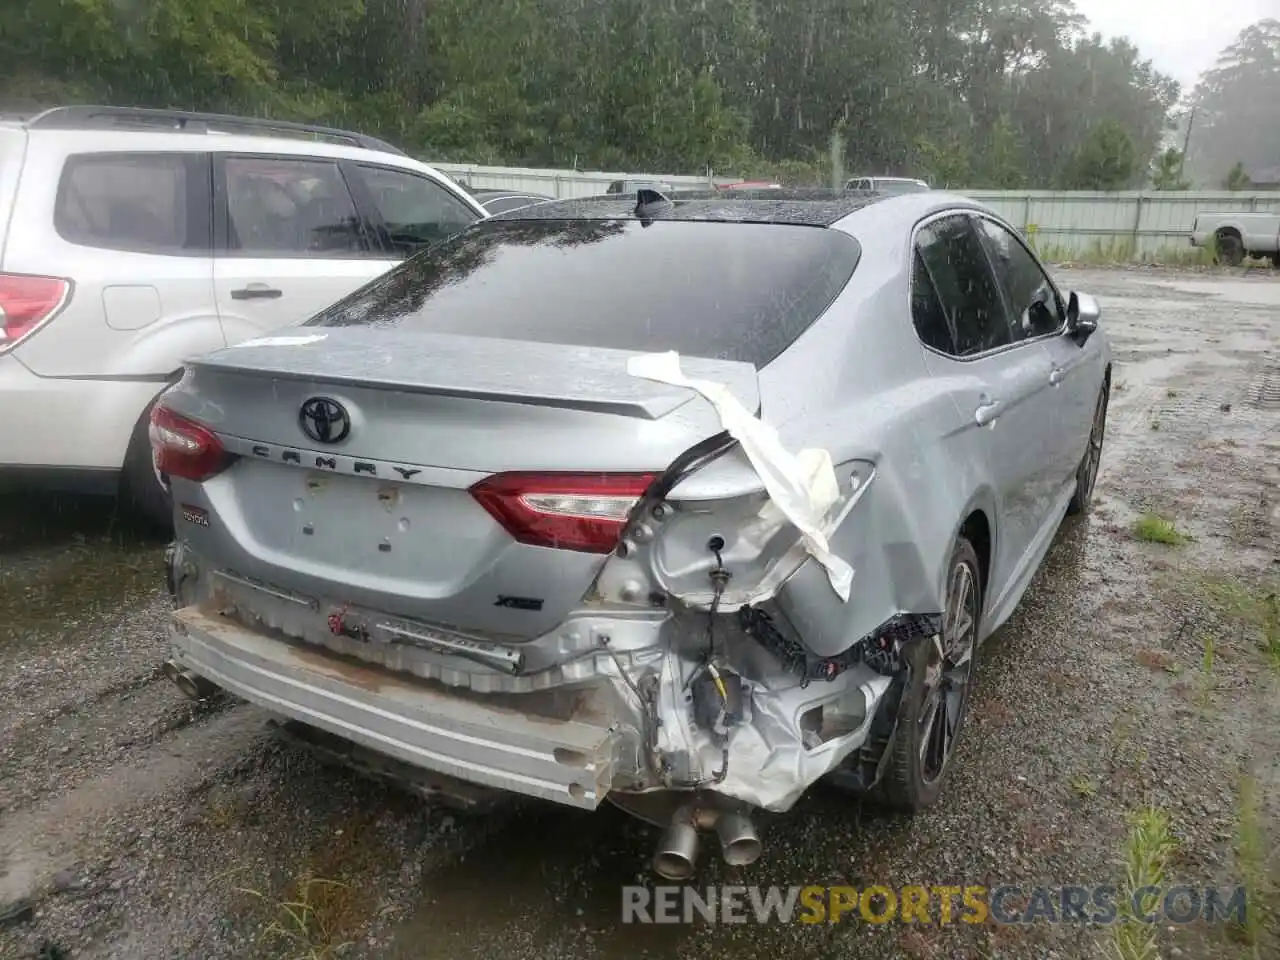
975;396;1002;426
1049;367;1065;386
230;284;283;300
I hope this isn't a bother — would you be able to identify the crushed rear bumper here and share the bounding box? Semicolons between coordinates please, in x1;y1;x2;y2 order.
169;606;619;810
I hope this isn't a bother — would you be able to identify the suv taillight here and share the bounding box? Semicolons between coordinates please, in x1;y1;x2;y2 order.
0;273;71;354
470;472;656;554
149;406;230;482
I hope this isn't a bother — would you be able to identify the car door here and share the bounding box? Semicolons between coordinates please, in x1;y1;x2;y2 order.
212;154;388;341
913;213;1058;597
973;214;1094;502
344;163;482;259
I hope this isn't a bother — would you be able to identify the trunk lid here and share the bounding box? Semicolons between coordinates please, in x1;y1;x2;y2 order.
166;328;758;639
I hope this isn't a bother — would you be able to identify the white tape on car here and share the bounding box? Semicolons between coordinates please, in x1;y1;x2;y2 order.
626;350;853;602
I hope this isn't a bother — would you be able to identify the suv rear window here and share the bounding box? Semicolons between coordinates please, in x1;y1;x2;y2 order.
306;218;860;367
55;153;206;254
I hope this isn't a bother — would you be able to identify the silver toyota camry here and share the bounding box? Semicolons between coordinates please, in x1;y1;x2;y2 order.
154;188;1110;879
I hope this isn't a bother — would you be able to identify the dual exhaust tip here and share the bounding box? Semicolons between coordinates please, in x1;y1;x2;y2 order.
653;805;762;881
161;659;218;701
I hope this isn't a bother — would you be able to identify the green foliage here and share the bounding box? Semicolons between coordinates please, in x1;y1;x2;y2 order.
1069;120;1137;190
1224;161;1252;191
0;0;1186;181
1185;19;1280;189
1150;147;1190;190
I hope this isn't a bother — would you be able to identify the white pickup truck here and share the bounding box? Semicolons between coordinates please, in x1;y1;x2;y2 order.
1190;211;1280;266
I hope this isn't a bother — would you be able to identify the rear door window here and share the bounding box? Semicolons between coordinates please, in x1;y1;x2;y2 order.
219;156;370;258
307;218;861;367
55;153;208;254
915;215;1011;356
350;165;478;255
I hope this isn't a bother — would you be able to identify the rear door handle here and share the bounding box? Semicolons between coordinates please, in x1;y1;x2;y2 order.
230;284;283;300
975;396;1002;426
1049;367;1065;386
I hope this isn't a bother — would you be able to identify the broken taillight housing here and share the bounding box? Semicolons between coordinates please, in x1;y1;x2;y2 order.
0;273;71;354
149;405;231;482
470;472;657;554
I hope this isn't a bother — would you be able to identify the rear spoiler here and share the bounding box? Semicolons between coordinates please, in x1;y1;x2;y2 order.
188;329;761;421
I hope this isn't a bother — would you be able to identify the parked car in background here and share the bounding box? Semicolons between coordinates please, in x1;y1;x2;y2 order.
0;105;485;524
471;189;554;214
846;176;930;194
1190;211;1280;266
156;188;1110;880
605;178;675;197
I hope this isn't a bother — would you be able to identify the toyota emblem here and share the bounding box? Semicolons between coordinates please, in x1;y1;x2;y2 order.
299;396;351;444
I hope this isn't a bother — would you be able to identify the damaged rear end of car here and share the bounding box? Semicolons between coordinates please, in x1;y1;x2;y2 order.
157;209;950;878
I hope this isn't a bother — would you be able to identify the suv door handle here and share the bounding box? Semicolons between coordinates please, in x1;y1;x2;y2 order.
975;396;1002;426
1049;367;1065;386
230;284;283;300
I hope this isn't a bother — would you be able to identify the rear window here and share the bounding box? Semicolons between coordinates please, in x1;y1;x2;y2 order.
55;153;207;254
306;218;860;367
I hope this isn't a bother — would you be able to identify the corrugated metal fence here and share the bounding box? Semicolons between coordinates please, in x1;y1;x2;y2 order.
433;162;1280;259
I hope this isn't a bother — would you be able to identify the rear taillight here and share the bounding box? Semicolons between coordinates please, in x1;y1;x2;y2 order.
470;472;656;554
148;406;230;482
0;273;71;354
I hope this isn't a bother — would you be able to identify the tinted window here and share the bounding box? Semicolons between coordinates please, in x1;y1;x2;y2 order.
55;153;199;254
916;216;1010;356
307;218;861;367
354;165;477;254
910;251;954;353
222;156;367;257
975;217;1063;340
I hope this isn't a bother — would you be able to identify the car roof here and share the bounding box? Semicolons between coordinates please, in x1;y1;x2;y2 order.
491;188;893;227
488;188;993;244
473;189;553;200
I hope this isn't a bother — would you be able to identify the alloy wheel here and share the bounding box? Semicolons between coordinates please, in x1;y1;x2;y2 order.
918;558;978;784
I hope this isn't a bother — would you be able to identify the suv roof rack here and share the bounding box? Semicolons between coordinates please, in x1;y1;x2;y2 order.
25;105;408;157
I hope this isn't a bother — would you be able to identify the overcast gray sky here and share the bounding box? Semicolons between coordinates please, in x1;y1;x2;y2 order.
1072;0;1275;93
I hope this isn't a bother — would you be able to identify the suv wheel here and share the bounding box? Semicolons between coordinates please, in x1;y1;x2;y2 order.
879;537;981;812
119;400;172;530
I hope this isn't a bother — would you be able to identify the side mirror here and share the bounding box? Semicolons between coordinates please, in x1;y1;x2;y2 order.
1066;291;1101;344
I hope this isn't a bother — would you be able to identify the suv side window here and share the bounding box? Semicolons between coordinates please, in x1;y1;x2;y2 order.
915;215;1010;356
220;156;369;257
352;165;477;255
975;216;1064;340
55;153;207;255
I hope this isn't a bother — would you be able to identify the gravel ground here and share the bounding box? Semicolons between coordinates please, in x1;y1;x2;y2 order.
1;266;1277;960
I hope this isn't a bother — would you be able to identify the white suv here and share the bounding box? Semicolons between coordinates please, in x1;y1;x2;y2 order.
0;106;486;523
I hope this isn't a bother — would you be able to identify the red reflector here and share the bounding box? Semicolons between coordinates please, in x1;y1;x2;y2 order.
0;273;71;352
470;472;656;554
148;406;230;483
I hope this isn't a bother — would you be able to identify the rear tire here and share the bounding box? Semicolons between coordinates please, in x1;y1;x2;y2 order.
119;399;172;531
1067;384;1108;516
1216;231;1245;267
879;536;981;813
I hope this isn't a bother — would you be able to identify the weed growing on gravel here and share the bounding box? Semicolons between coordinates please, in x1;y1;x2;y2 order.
1132;513;1188;545
1198;578;1280;671
1105;806;1178;960
237;878;356;960
1233;772;1269;949
1071;775;1099;799
1198;635;1216;708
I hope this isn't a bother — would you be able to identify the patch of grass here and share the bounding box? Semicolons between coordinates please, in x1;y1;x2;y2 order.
1166;388;1178;398
1199;578;1280;671
238;878;357;960
1104;805;1178;960
1071;775;1099;799
1233;772;1270;948
1150;420;1161;431
1132;513;1189;546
